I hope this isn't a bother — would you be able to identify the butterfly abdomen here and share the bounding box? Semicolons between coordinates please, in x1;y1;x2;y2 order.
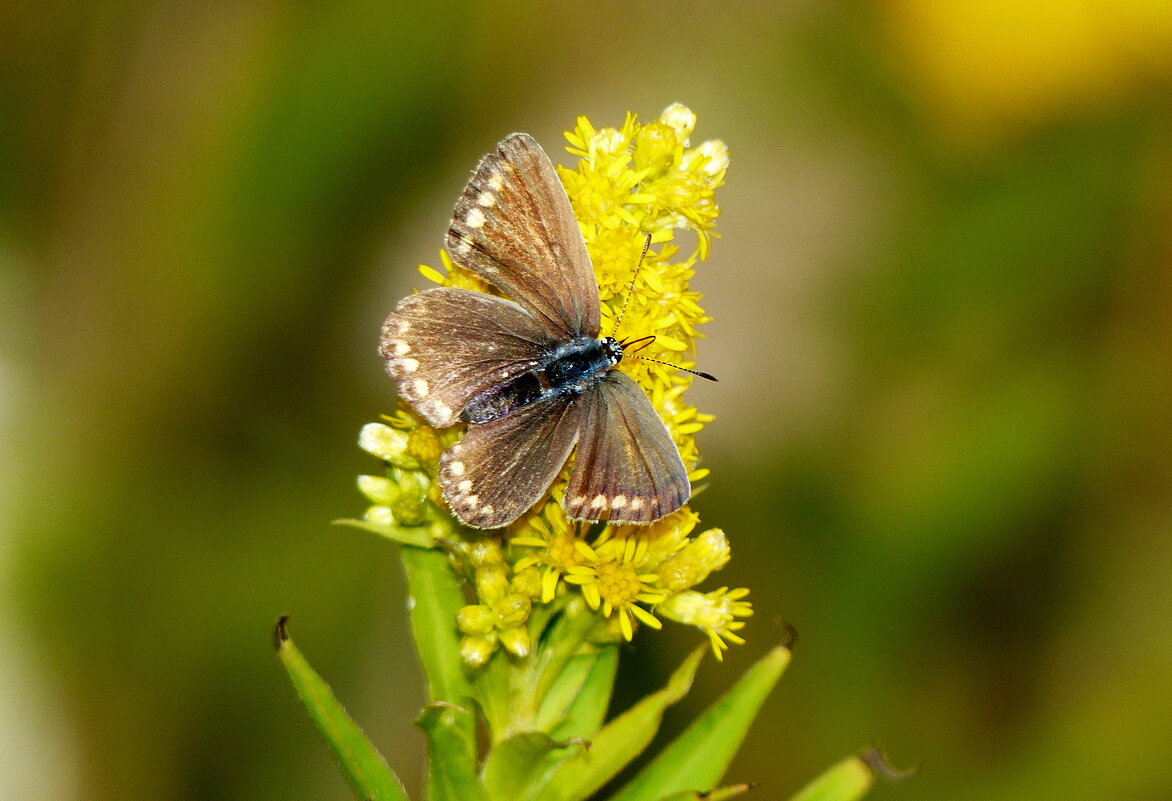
460;336;622;425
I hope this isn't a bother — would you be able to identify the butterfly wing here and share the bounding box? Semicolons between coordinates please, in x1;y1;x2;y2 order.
446;133;601;340
564;371;690;524
380;287;556;428
439;395;582;528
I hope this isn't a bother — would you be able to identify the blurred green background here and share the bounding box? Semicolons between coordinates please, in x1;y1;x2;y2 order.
3;1;1171;799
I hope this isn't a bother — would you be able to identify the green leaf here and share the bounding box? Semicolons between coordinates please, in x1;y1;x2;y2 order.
401;546;475;712
530;597;608;703
476;596;612;742
788;753;875;801
546;644;619;740
652;785;753;801
274;617;409;801
334;517;436;547
401;545;478;801
534;650;598;732
610;643;792;801
482;730;574;801
543;646;706;801
417;704;486;801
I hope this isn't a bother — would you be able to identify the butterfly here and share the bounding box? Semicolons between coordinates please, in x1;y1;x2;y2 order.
380;133;694;529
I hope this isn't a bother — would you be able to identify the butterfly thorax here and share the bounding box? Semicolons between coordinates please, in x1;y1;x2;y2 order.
460;336;623;425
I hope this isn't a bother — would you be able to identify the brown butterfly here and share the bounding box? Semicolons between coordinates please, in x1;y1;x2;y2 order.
380;134;693;529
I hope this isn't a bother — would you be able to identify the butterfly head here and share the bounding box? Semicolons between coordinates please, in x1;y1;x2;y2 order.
600;336;624;367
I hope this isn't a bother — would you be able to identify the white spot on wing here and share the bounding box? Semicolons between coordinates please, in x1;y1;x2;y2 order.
458;480;472;493
413;378;429;397
590;494;607;509
487;172;505;192
392;341;410;356
612;495;628;508
449;460;465;476
465;208;486;228
477;191;495;207
401;358;419;373
629;497;645;511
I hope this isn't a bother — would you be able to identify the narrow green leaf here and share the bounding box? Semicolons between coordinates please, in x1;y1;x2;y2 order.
791;746;912;801
482;730;571;801
610;644;792;801
417;704;486;801
477;597;610;742
472;638;515;740
788;753;875;801
546;644;619;740
401;547;475;731
334;517;436;547
544;647;706;801
530;597;607;703
274;617;409;801
534;650;598;732
652;785;753;801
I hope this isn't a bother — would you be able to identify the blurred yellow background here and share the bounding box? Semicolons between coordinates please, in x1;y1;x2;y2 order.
2;1;1171;799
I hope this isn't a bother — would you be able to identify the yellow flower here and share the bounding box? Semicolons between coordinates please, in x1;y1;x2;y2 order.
563;536;668;641
511;502;592;603
592;507;699;565
657;587;753;660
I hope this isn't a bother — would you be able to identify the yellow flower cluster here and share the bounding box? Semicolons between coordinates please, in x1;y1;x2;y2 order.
512;505;750;658
453;540;543;668
354;105;749;661
559;104;724;480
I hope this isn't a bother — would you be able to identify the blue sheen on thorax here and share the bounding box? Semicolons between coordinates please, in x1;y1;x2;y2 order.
460;336;623;424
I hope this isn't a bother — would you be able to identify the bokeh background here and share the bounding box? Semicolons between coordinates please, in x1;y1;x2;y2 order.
3;1;1171;799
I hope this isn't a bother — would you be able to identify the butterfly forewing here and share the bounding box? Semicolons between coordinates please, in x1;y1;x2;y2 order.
564;371;690;524
380;287;556;428
439;396;582;528
446;133;600;340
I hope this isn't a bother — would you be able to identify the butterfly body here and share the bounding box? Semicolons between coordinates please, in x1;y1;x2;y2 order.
381;133;691;529
462;336;623;425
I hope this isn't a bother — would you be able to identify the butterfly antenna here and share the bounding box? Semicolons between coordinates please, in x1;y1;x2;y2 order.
612;233;653;339
619;334;656;354
613;235;718;382
624;352;718;382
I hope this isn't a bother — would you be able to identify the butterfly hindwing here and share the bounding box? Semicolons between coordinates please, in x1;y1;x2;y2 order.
380;287;556;428
564;370;690;524
439;395;582;528
446;133;601;340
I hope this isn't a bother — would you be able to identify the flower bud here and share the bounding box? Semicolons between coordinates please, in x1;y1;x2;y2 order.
460;635;497;668
358;423;418;468
357;474;398;505
493;594;531;629
500;626;531;658
456;604;495;636
660;103;697;139
475;564;510;603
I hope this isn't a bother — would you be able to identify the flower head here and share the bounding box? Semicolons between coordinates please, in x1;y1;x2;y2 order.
563;535;668;641
658;587;753;660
